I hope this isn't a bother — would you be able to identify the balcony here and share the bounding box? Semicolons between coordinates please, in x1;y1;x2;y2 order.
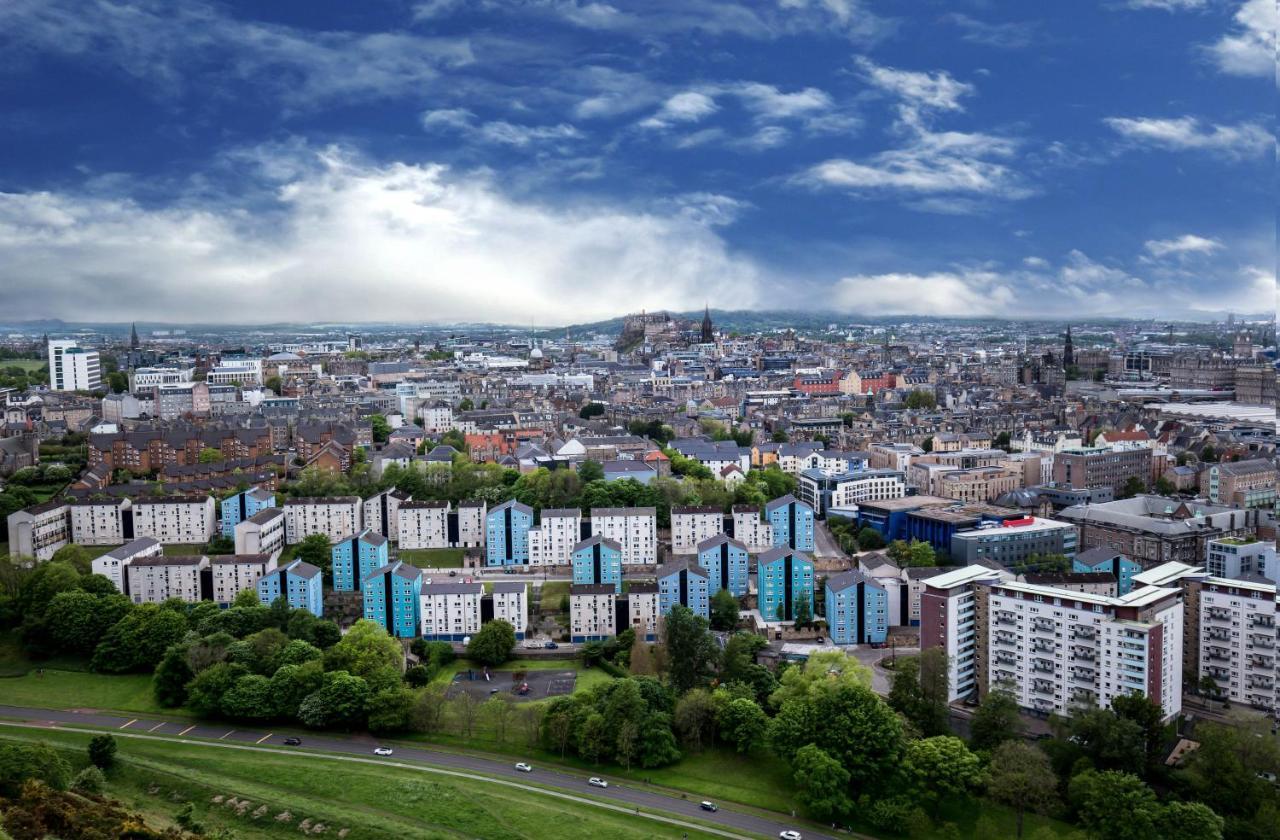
1250;615;1276;630
1071;626;1097;641
1205;666;1231;681
1032;619;1056;634
1204;647;1231;663
994;653;1018;667
1205;607;1234;624
1072;647;1097;661
994;633;1018;647
1071;688;1097;703
1032;680;1055;695
1032;698;1054;712
1205;627;1232;641
1031;640;1056;654
995;610;1016;626
1249;634;1276;650
1071;668;1097;682
1249;655;1275;669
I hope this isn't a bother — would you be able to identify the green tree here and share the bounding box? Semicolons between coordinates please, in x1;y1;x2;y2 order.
1110;692;1166;772
578;402;605;419
264;375;283;394
366;687;416;734
1069;769;1161;840
887;539;936;568
672;688;718;752
1067;707;1147;776
297;671;371;729
1200;445;1218;462
1154;802;1223;840
323;619;403;678
91;604;188;672
856;527;886;551
0;742;71;795
198;447;223;463
185;662;249;717
87;734;117;769
153;644;194;707
902;736;982;808
369;413;392;443
1153;476;1176;496
888;651;949;737
905;390;937;410
46;590;132;656
106;370;128;393
467;619;517;667
986;741;1059;839
268;661;325;719
792;744;851;821
717;697;767;753
577;460;604;483
220;674;275;721
294;533;333;579
1118;476;1147;499
662;605;720;694
969;686;1023;752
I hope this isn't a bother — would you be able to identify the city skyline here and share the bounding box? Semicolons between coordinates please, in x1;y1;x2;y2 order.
1;1;1272;323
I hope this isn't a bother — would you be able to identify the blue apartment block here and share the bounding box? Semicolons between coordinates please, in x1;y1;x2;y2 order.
765;494;815;552
220;487;276;538
256;559;323;617
331;529;389;591
572;535;622;592
758;547;815;622
486;500;534;566
825;570;889;645
362;560;423;639
1073;547;1142;595
658;560;710;620
696;534;750;598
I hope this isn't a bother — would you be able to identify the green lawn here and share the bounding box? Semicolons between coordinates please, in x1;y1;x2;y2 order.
162;542;208;556
0;728;721;840
0;667;175;716
398;547;466;568
3;359;46;373
538;581;570;614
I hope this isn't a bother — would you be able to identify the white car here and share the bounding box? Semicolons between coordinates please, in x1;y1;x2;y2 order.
588;777;608;788
515;762;533;773
779;832;802;840
373;747;394;756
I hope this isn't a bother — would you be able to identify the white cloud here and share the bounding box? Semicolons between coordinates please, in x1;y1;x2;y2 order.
421;110;583;147
1125;0;1206;9
421;108;476;130
1023;256;1049;269
1144;234;1224;257
1209;0;1276;77
732;83;832;119
0;150;762;323
639;92;720;128
940;13;1037;49
1104;116;1271;158
832;270;1016;316
856;57;974;124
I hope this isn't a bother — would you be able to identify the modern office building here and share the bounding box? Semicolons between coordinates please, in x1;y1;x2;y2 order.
331;529;390;592
950;516;1078;566
765;494;815;551
657;559;710;620
48;339;101;392
571;535;622;592
363;561;423;639
696;534;750;598
825;570;889;646
486;500;534;566
757;547;815;622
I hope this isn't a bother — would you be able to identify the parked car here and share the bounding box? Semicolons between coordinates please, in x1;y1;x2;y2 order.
373;747;394;756
699;801;718;812
544;641;559;649
515;763;533;773
588;777;608;788
282;737;302;746
779;832;802;840
448;570;457;577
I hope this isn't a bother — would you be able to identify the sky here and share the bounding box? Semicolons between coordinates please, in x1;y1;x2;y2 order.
0;0;1273;325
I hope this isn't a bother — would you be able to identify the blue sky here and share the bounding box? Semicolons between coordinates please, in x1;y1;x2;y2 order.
0;0;1272;323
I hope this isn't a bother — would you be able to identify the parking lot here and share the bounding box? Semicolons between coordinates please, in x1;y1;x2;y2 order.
447;667;578;703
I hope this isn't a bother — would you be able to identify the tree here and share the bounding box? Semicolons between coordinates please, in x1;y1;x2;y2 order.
856;527;886;551
153;644;194;707
905;390;937;410
87;734;117;770
369;414;391;443
106;370;128;393
1118;476;1147;500
466;619;516;667
1154;802;1223;840
323;619;403;678
91;604;188;673
1153;476;1176;496
887;539;936;568
1110;692;1166;772
577;460;604;483
792;744;851;821
1068;769;1161;840
709;589;740;631
1067;708;1147;776
219;674;275;721
888;652;949;737
772;429;789;443
673;689;718;751
793;595;813;629
717;698;767;753
264;375;283;394
921;436;934;453
46;590;131;656
297;671;371;730
969;687;1023;752
902;736;982;809
186;662;249;717
367;688;416;734
0;743;71;795
72;765;106;795
294;533;332;579
268;661;325;719
1200;444;1218;462
662;605;720;693
986;741;1059;839
198;447;223;463
578;402;605;419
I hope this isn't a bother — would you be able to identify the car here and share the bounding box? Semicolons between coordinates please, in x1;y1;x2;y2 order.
544;641;559;649
699;801;718;812
448;570;457;577
515;762;533;773
282;737;302;746
373;747;394;756
588;777;608;788
489;687;501;694
779;832;802;840
816;637;827;645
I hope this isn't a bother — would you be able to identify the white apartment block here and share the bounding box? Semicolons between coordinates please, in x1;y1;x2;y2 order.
528;509;581;566
211;554;276;605
490;582;528;637
208;357;263;386
6;500;71;561
1198;577;1277;712
457;501;487;548
132;496;216;544
69;499;126;546
234;508;285;559
130;366;194;391
126;555;208;604
591;507;658;565
731;507;773;553
417;402;453;434
284;497;362;544
570;584;617;640
623;583;659;639
363;489;410;541
921;565;1013;703
987;580;1184;721
671;507;724;555
48;339;101;392
829;471;907;508
92;538;162;592
420;583;482;639
397;501;450;549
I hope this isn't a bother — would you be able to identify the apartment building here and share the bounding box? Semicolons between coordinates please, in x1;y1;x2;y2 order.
569;584;616;643
132;495;216;544
622;582;659;641
1205;537;1275;580
696;534;750;598
921;565;1011;702
671;506;724;555
421;582;482;640
571;535;622;592
220;487;276;538
1072;548;1141;595
529;508;581;566
363;489;412;541
797;469;906;517
658;560;710;620
487;581;528;639
730;505;773;552
457;500;487;548
398;501;450;549
590;507;658;565
1052;446;1153;495
92;537;163;592
48;340;101;392
825;570;889;646
127;555;208;604
256;559;323;616
1202;460;1276;510
950;517;1079;566
936;467;1023;505
486;500;534;566
765;495;815;552
757;547;815;623
211;554;274;605
363;561;423;639
234;507;285;559
284;496;362;544
69;498;126;546
1198;576;1277;711
6;500;71;561
332;529;390;592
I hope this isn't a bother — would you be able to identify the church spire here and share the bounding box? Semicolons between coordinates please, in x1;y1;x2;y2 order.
1063;324;1074;367
130;322;140;350
700;305;714;344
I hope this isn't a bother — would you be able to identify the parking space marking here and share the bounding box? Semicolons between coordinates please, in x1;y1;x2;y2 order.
118;719;137;729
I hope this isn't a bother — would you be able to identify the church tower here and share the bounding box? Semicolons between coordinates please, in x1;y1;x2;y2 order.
1063;324;1074;367
700;305;714;344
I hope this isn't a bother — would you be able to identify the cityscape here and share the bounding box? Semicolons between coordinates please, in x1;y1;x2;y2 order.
0;2;1275;840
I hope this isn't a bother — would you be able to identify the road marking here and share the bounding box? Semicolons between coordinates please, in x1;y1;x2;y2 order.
219;730;235;740
178;725;195;736
118;719;137;729
0;721;758;840
148;722;165;732
255;732;273;744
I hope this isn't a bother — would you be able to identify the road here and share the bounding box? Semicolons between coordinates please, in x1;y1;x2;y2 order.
0;704;837;840
812;522;847;560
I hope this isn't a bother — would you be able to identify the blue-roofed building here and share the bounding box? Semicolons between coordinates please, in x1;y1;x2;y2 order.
696;534;750;598
571;535;622;593
362;560;423;639
486;500;534;566
758;547;815;623
220;487;276;538
1073;547;1142;595
256;559;323;617
825;570;889;646
657;560;710;620
331;528;389;591
765;494;815;552
905;504;1025;554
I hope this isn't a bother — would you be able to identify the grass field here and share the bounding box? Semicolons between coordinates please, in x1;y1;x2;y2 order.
0;728;722;840
0;667;174;716
163;542;209;556
2;359;45;372
399;547;466;568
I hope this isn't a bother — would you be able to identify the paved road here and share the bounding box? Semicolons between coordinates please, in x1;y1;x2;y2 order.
0;704;837;840
812;522;848;560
